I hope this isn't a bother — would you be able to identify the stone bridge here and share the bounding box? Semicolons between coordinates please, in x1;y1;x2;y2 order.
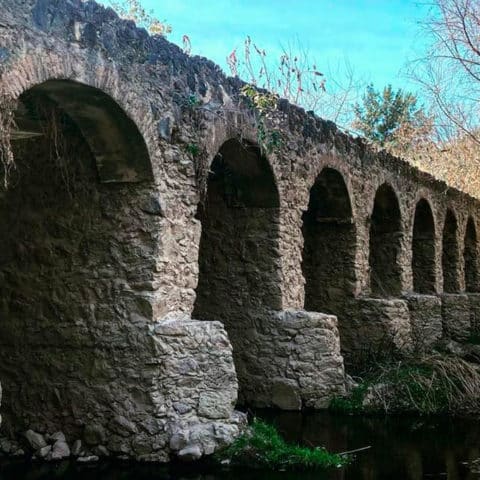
0;0;479;462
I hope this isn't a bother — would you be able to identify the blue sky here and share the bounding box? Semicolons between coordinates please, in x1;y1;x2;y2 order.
124;0;431;92
100;0;433;108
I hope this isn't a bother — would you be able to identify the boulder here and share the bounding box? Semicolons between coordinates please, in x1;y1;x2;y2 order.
51;440;70;460
177;445;202;462
25;430;47;450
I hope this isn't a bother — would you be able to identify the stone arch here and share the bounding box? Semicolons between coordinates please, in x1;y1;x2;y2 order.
193;138;282;403
464;216;479;292
412;198;436;294
0;45;161;184
442;209;460;293
0;78;157;442
368;183;402;297
302;167;356;312
14;79;152;182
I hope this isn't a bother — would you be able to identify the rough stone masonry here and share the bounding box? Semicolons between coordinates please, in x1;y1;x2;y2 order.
0;0;479;462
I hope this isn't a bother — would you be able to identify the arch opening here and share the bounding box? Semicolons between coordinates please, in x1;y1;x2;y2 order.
13;79;152;182
369;183;402;297
412;199;436;294
193;139;282;404
302;168;356;312
464;217;479;292
442;209;460;293
0;81;155;439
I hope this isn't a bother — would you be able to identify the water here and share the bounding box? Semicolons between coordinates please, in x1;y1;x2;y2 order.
1;411;479;480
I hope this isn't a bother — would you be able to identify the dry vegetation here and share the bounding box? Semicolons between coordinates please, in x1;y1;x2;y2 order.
404;135;480;199
331;354;480;415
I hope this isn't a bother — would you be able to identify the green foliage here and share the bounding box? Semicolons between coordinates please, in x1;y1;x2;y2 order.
186;143;200;157
108;0;172;35
240;84;282;153
353;84;428;146
329;384;369;414
186;94;202;108
241;85;278;113
216;418;348;471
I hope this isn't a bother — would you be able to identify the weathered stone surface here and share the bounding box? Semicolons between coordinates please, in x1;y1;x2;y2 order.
442;294;471;341
71;440;82;457
50;431;66;443
340;298;412;368
469;294;480;335
83;425;106;447
406;294;443;352
51;440;71;460
271;380;302;410
38;445;52;459
178;445;202;462
77;455;99;463
25;430;47;450
215;309;347;409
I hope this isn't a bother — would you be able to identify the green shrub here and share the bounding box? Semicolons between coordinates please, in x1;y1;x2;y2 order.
329;383;369;414
216;418;349;471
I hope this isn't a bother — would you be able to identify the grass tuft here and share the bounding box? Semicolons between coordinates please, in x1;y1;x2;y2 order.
216;418;349;471
330;354;480;415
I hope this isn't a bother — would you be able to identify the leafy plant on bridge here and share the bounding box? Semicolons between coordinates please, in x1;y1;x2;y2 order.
108;0;171;35
240;84;282;154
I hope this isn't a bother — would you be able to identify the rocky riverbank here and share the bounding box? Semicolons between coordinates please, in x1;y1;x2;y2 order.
0;429;105;463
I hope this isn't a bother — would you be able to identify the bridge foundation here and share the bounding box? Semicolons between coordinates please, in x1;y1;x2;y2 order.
226;309;346;410
468;294;480;336
441;294;471;342
406;294;443;352
339;298;412;369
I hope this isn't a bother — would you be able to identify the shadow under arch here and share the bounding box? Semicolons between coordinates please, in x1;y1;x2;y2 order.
302;167;356;312
369;183;403;297
442;209;460;293
0;77;156;439
412;198;436;294
15;79;152;183
193;138;282;404
464;216;479;292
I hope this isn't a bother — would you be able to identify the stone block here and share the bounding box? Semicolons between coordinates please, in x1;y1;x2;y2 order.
406;294;443;352
341;298;412;368
468;293;480;335
441;293;470;341
237;309;346;409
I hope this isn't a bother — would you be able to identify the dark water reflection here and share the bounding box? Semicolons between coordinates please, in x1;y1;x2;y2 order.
1;411;480;480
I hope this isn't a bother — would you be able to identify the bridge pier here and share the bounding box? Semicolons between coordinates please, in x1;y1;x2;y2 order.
467;294;480;336
441;294;471;342
0;81;244;461
406;294;443;352
338;298;412;369
224;309;346;410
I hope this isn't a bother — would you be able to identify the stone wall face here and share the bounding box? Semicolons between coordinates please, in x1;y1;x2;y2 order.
407;295;443;352
1;0;480;463
0;103;241;460
0;118;155;437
